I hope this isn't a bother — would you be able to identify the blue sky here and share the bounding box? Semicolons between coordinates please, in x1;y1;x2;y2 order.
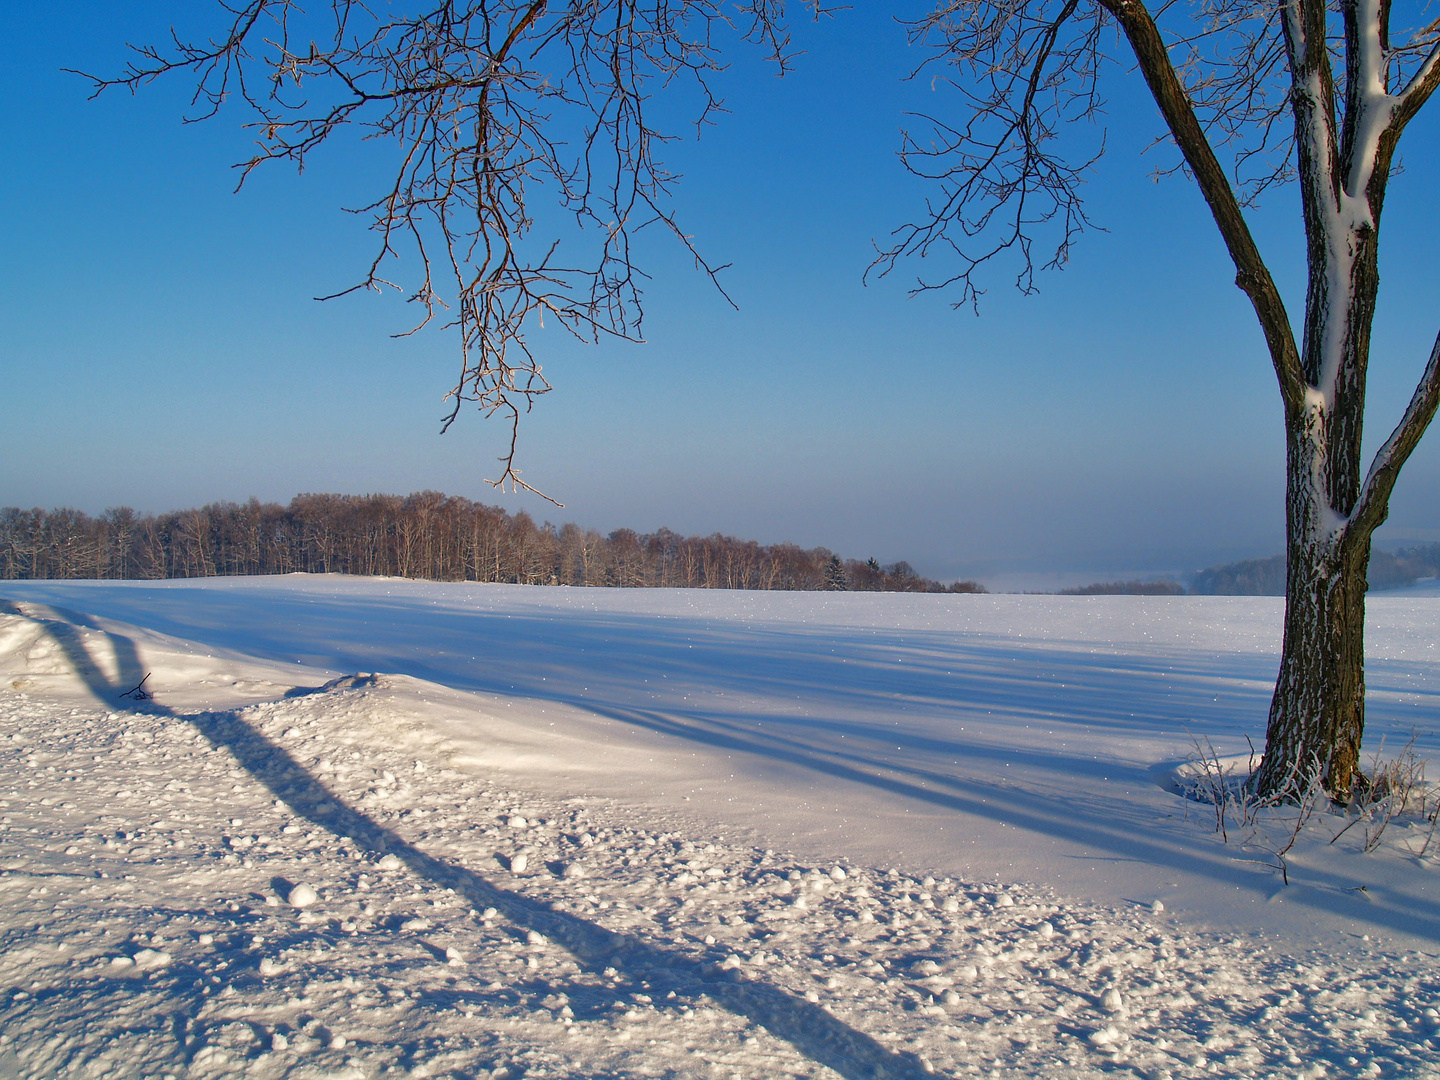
3;3;1438;588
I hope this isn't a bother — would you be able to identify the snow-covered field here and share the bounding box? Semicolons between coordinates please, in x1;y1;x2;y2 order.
1;576;1438;1079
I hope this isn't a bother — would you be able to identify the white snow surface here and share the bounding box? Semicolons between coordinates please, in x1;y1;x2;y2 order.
1;576;1438;1079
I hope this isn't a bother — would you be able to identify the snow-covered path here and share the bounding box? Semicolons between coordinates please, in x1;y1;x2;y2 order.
2;580;1439;1078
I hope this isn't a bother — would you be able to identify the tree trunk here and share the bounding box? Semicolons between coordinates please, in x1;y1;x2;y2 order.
1255;467;1370;800
1249;127;1386;803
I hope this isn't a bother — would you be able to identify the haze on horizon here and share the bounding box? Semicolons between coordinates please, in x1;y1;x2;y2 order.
3;3;1438;590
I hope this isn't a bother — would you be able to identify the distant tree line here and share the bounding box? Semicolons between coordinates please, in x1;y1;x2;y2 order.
1191;545;1440;596
1191;557;1288;596
0;494;987;594
1058;545;1440;597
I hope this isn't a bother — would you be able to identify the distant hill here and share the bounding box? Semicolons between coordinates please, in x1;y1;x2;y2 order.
1192;543;1440;595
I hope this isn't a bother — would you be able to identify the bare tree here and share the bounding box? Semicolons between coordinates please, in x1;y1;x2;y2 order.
84;0;804;502
876;0;1440;799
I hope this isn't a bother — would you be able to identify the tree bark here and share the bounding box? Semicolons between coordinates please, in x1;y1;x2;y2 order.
1255;437;1372;800
1249;194;1381;801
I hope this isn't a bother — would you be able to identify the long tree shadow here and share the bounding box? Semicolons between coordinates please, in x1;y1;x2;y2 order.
2;599;932;1080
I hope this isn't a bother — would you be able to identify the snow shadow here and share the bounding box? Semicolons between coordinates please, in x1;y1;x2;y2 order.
12;608;935;1080
204;595;1434;940
0;598;149;703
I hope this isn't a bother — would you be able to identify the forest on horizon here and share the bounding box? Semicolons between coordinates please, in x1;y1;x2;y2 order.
0;493;985;593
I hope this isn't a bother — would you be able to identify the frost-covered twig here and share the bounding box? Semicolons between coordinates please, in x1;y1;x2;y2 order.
1328;733;1430;853
1274;753;1324;856
1185;734;1244;841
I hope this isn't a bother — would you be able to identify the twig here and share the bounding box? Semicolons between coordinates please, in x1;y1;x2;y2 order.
120;673;152;701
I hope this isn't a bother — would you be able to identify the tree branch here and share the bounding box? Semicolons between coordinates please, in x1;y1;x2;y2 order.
1349;329;1440;540
1100;0;1306;411
80;1;804;502
869;0;1107;308
1394;36;1440;124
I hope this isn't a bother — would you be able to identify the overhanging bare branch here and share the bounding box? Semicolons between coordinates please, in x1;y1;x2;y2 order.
868;0;1108;309
77;1;806;500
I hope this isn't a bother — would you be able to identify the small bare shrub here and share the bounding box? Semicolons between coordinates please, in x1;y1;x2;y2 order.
1331;733;1434;853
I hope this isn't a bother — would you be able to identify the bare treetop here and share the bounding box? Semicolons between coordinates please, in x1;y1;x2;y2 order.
872;0;1440;311
81;0;808;502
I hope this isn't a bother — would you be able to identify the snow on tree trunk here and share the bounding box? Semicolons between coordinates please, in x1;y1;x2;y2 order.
1255;428;1371;800
1259;319;1440;801
1252;198;1380;801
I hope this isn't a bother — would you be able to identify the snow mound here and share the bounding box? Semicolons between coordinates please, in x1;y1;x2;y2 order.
286;882;319;908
